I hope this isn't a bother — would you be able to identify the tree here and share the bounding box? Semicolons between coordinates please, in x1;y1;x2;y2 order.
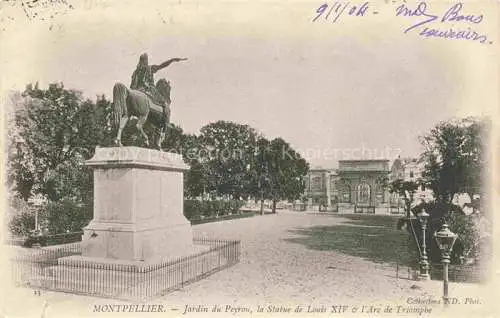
387;179;421;219
249;137;271;215
91;95;115;148
199;121;259;199
6;83;114;236
419;117;490;218
8;83;85;201
265;138;309;213
161;123;185;151
165;128;210;199
6;91;34;201
418;117;491;264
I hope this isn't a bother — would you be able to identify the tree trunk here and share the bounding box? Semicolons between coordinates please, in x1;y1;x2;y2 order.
467;192;476;214
272;199;277;214
405;200;411;219
258;178;264;215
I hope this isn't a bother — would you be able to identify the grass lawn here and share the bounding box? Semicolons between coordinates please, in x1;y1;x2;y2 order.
286;214;417;267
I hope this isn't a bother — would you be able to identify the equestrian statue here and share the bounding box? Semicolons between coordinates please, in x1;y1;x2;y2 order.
112;53;187;149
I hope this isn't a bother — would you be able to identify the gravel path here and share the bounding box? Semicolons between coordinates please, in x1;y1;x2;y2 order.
3;211;495;317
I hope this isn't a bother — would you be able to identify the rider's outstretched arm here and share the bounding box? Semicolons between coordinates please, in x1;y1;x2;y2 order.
151;58;188;73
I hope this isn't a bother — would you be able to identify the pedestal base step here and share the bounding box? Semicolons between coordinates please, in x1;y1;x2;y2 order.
59;244;209;272
34;244;234;300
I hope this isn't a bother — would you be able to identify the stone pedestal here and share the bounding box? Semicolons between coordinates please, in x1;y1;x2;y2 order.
25;147;240;300
81;146;193;261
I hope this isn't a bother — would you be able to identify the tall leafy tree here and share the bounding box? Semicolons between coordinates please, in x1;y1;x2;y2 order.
162;123;185;151
199;121;259;199
161;125;209;199
267;138;309;213
8;83;82;201
418;117;491;264
6;83;116;235
182;133;211;199
7;83;112;203
419;117;490;218
6;91;34;200
249;137;271;214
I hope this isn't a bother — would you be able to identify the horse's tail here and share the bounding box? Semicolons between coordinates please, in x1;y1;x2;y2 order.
112;82;128;131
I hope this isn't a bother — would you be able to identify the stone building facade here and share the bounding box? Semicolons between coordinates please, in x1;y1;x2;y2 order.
304;168;335;207
303;158;424;214
335;160;392;214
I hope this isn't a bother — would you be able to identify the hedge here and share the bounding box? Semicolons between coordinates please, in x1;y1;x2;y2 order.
11;199;246;246
184;199;244;220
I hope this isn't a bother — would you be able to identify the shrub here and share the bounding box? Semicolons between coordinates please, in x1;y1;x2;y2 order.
202;200;216;218
229;200;244;214
9;198;92;238
184;200;202;220
44;231;83;245
9;211;37;237
43;200;93;234
8;199;39;237
23;232;48;247
403;201;485;266
448;213;481;263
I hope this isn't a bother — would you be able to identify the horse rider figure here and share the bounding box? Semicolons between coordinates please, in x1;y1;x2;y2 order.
130;53;187;122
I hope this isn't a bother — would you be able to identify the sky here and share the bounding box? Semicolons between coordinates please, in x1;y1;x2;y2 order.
1;0;498;168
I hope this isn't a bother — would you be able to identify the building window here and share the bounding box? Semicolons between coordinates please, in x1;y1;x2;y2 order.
330;179;336;191
342;185;351;203
409;171;414;178
312;176;321;190
376;184;385;204
356;183;371;204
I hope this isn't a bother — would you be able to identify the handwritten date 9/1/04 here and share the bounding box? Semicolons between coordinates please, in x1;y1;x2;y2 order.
312;2;370;23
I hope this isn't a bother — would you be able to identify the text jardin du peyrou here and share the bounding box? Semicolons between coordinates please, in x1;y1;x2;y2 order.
181;304;432;315
312;1;491;45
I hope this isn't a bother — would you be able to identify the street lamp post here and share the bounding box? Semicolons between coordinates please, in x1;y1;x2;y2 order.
417;208;430;280
434;223;458;307
31;198;43;249
34;208;39;232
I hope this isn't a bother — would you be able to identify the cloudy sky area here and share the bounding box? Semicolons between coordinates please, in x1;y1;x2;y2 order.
1;0;497;168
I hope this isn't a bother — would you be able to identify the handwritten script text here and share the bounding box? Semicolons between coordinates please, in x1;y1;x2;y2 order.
312;1;491;44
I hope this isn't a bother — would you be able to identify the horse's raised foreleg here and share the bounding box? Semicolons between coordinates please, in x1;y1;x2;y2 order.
157;106;170;151
115;116;129;147
137;114;150;147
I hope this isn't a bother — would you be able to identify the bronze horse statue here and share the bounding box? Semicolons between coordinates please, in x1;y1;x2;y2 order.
112;79;171;149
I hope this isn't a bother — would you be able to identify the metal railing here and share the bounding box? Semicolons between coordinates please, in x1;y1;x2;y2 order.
10;237;240;300
354;205;376;214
